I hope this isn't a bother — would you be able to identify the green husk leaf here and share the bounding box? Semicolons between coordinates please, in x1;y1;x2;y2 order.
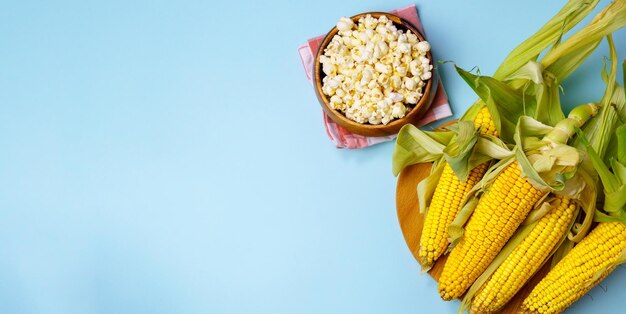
600;36;618;106
456;66;530;143
515;101;598;193
392;124;454;176
541;0;626;69
459;100;486;123
505;61;566;127
567;169;596;242
618;124;626;164
506;61;545;84
604;184;626;213
573;36;621;162
554;162;587;200
470;135;515;167
547;40;601;81
493;0;601;80
577;130;620;192
416;158;447;215
594;210;626;223
447;197;478;250
457;0;614;136
611;158;626;184
443;121;479;182
536;72;566;127
514;117;556;190
457;0;601;123
523;195;554;225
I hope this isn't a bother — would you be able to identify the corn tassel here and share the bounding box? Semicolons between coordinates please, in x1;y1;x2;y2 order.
419;107;496;268
470;196;577;313
522;222;626;314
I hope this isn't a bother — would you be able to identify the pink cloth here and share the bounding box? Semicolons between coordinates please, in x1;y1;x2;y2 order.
298;4;453;149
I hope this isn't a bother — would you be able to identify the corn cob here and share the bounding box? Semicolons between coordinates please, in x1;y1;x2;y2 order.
438;103;597;301
419;107;497;268
471;196;577;313
472;107;498;136
438;161;544;300
522;222;626;314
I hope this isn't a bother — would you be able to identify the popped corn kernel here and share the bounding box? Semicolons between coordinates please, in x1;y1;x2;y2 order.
320;14;433;125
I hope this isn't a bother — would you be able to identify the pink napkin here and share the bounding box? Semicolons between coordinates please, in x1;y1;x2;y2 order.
298;4;453;149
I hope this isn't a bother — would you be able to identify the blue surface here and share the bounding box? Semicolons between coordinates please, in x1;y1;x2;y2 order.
1;0;625;313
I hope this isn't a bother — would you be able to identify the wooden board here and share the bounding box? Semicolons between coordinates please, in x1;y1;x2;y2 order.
395;162;551;313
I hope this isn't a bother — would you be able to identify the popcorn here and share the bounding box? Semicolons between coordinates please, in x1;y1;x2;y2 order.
320;15;433;125
336;17;354;32
404;77;417;91
397;42;412;53
389;92;404;102
329;95;343;110
390;75;402;90
374;62;391;75
416;41;431;52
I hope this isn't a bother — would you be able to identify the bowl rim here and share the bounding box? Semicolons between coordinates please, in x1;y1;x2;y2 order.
313;11;435;137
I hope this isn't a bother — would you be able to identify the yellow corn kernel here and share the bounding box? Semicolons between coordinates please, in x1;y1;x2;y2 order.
473;106;498;137
438;161;544;300
471;196;576;313
418;107;496;268
419;162;489;267
522;222;626;314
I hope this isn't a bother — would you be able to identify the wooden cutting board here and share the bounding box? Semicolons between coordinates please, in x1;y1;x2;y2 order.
395;162;551;313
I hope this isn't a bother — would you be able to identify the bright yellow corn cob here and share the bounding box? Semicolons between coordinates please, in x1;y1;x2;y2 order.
472;107;498;136
419;107;497;268
471;196;576;313
438;161;544;300
522;222;626;314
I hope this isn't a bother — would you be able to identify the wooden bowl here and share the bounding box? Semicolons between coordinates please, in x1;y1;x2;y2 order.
313;12;436;137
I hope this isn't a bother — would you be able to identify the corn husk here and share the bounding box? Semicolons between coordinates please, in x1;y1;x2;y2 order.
392;125;453;176
458;90;617;313
392;0;602;179
581;130;626;222
391;0;618;274
417;159;446;215
540;0;626;69
455;45;624;313
458;0;601;123
448;29;623;249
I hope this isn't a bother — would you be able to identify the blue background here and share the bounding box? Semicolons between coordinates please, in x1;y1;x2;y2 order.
1;0;625;313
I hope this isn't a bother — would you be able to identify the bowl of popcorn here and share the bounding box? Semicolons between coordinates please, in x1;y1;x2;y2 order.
314;12;435;137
